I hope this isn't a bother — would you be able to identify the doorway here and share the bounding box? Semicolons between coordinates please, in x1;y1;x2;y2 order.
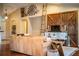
22;19;28;33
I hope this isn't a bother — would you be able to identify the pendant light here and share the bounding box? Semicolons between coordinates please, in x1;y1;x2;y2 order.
4;9;8;20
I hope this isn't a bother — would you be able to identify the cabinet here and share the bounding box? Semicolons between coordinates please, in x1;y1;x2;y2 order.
10;36;45;56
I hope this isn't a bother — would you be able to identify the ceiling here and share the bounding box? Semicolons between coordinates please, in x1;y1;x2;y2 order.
0;3;29;15
1;3;79;16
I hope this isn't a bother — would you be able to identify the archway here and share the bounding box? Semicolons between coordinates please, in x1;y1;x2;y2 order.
22;19;28;33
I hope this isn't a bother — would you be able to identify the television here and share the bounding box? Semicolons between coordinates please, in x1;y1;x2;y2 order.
51;25;61;32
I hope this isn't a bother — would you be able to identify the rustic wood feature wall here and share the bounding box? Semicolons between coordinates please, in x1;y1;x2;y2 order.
47;11;78;47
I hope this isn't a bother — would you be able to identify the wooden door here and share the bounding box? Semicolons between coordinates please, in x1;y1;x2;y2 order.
62;11;78;47
47;13;63;26
47;11;78;47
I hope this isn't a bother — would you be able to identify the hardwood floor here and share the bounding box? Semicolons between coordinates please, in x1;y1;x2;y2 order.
0;43;79;56
0;44;31;56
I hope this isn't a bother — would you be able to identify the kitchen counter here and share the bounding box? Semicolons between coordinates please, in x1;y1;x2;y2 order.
10;36;46;56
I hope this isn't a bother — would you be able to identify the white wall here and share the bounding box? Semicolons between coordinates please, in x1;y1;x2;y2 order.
47;4;79;14
29;16;42;35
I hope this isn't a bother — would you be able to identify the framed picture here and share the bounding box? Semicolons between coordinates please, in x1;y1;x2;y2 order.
11;25;16;34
